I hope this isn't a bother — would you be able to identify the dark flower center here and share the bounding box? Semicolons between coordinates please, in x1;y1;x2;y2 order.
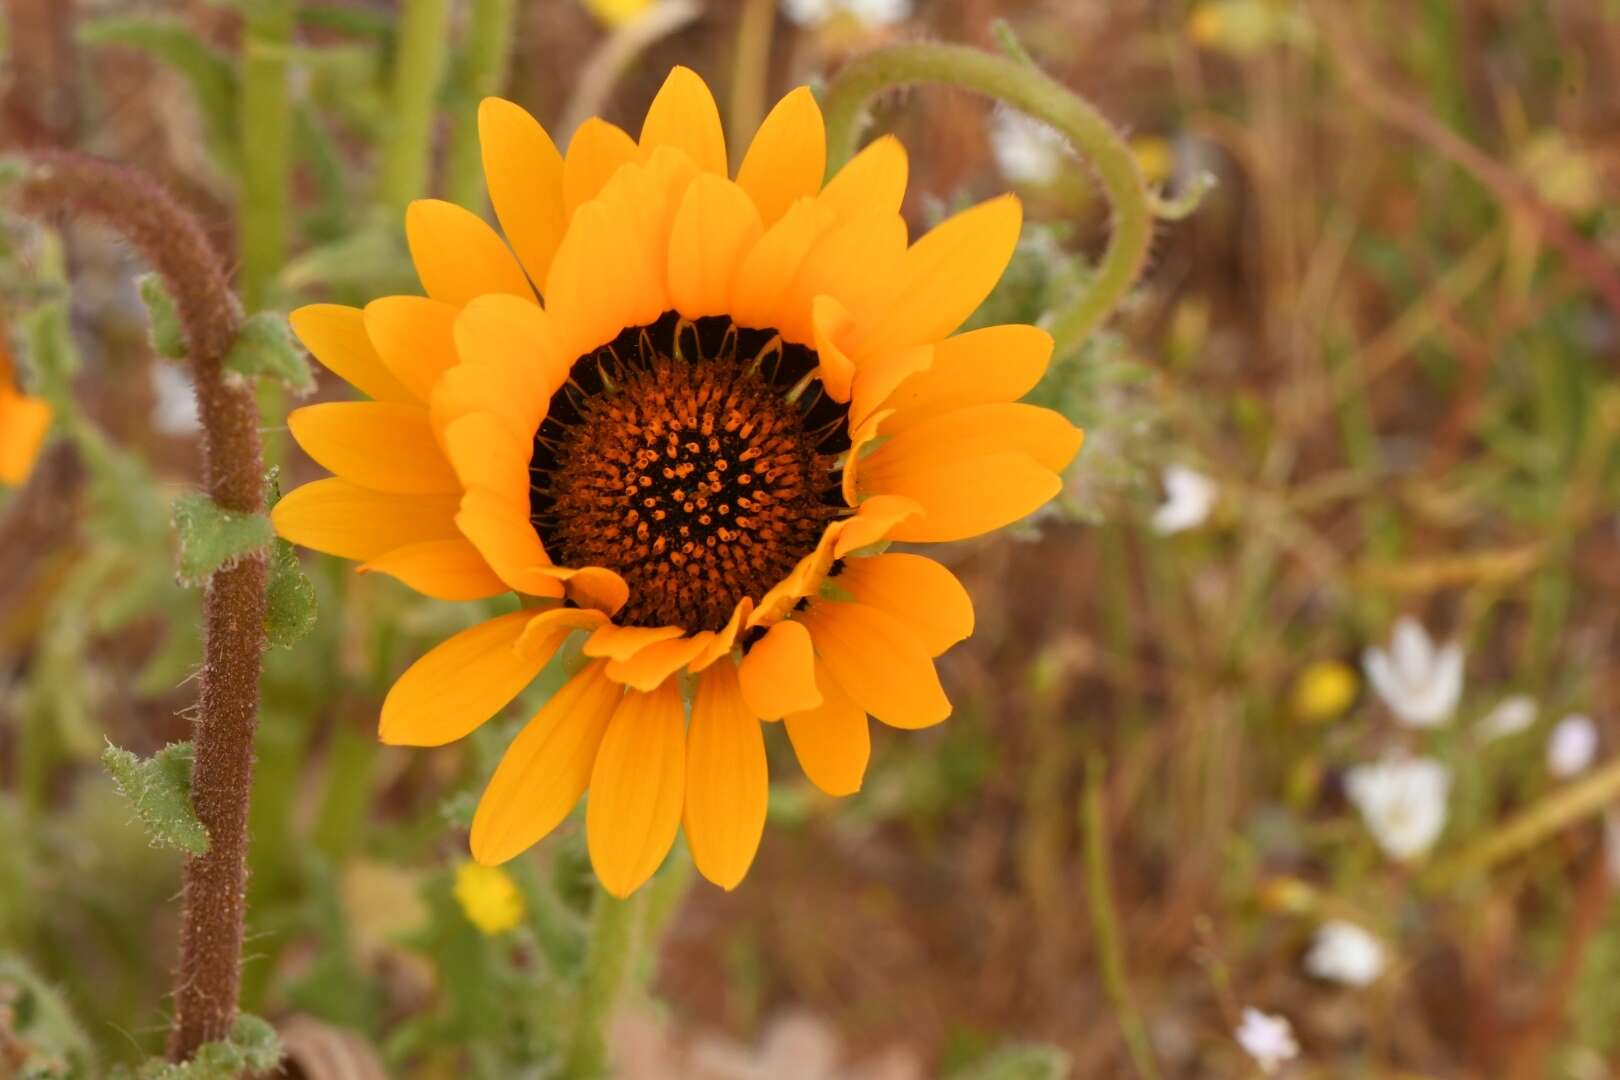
529;313;852;632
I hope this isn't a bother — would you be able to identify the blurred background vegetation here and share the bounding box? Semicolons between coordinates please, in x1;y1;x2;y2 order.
2;0;1619;1076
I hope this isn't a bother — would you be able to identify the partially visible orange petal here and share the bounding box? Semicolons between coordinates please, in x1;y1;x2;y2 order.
289;304;415;403
534;565;630;616
563;117;641;216
379;610;549;746
871;452;1062;544
834;494;922;556
357;538;509;600
455;487;564;597
405;199;536;307
605;633;709;691
737;619;820;720
288;402;460;494
862;403;1083;486
0;392;52;486
667;173;764;320
639;66;727;176
736;86;826;226
835;553;974;657
683;662;768;889
690;598;753;672
272;478;461;561
587;680;687;897
363;296;460;403
882;324;1053;434
729;198;830;335
479;97;568;288
850;345;932;429
798;599;950;730
585;624;687;662
819;135;908;220
782;660;869;796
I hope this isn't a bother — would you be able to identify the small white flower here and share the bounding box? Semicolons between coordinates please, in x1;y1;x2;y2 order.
1235;1008;1298;1075
1345;755;1451;861
1362;617;1463;727
990;111;1069;186
781;0;910;27
1151;464;1217;535
1304;920;1384;987
1547;714;1598;777
1476;694;1537;742
150;363;201;436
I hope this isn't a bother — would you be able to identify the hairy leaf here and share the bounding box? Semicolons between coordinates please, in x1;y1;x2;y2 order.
100;742;209;856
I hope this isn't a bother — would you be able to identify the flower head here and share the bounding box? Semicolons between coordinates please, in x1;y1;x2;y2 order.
1290;660;1357;723
453;862;525;935
1476;694;1537;742
1151;464;1215;535
1304;919;1384;987
0;337;52;486
274;69;1080;897
1345;755;1450;862
1235;1007;1298;1075
1362;616;1463;728
1547;714;1598;778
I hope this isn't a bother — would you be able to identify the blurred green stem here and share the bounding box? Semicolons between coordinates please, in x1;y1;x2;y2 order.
727;0;774;168
820;43;1151;359
564;887;642;1079
240;0;294;465
378;0;452;213
442;0;516;210
1083;755;1161;1080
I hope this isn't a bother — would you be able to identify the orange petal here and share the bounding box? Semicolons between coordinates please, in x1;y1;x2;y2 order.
563;117;641;216
594;149;699;304
882;324;1053;433
667;173;764;319
690;597;753;672
776;211;908;343
729;197;830;334
379;610;549;746
544;200;663;359
0;393;52;486
747;523;842;629
798;600;950;729
534;565;630;616
850;346;931;429
289;304;415;403
587;680;687;897
848;194;1022;357
782;660;869;796
272;478;461;561
444;412;531;505
405;198;536;307
584;624;688;662
819;135;908;220
873;452;1062;544
862;403;1083;486
514;605;611;662
834;494;922;556
357;538;509;600
810;295;856;403
288;402;459;494
470;660;624;865
480;97;568;288
363;296;461;402
441;294;568;440
638;66;726;176
683;662;768;889
455;487;564;597
736;86;826;226
841;408;892;508
737;619;820;720
835;553;973;657
605;633;709;691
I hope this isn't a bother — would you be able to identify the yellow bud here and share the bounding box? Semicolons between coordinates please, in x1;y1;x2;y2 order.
1130;135;1173;187
453;862;525;935
583;0;656;29
1290;660;1358;722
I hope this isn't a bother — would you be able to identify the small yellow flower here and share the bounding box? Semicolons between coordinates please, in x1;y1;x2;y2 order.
453;862;525;935
1290;660;1358;722
0;338;53;487
1129;135;1173;188
583;0;655;28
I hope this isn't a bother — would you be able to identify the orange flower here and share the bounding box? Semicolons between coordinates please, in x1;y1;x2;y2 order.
273;68;1083;897
0;336;52;486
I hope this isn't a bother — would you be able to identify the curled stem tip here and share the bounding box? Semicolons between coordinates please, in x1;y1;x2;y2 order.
820;42;1154;358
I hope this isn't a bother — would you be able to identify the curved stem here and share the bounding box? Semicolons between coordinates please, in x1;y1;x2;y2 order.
563;887;641;1079
821;43;1152;358
16;150;266;1062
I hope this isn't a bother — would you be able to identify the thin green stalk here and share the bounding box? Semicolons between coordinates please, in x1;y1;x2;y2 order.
727;0;775;169
820;44;1152;358
442;0;516;210
377;0;453;213
564;887;642;1079
239;0;294;465
1083;755;1161;1080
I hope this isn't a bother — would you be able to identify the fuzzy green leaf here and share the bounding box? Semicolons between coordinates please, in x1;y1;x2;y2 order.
100;742;209;856
172;492;273;585
122;1014;282;1079
138;273;187;359
224;313;315;394
262;469;317;648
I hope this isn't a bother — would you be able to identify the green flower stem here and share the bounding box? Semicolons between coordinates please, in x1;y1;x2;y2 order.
442;0;516;211
820;43;1152;359
564;887;642;1079
377;0;452;213
727;0;776;168
239;0;294;465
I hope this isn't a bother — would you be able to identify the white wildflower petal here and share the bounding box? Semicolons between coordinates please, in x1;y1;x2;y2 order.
1304;920;1384;987
1547;714;1598;778
1362;618;1463;727
1476;694;1537;742
1151;464;1217;535
1345;755;1451;862
1236;1008;1299;1076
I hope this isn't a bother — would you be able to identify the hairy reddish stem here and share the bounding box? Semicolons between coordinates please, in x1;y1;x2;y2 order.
17;150;266;1061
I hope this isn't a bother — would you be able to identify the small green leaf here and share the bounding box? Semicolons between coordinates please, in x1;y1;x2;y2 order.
126;1014;283;1078
224;313;315;394
173;492;273;585
138;273;187;359
101;742;209;855
949;1044;1072;1080
263;468;317;648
